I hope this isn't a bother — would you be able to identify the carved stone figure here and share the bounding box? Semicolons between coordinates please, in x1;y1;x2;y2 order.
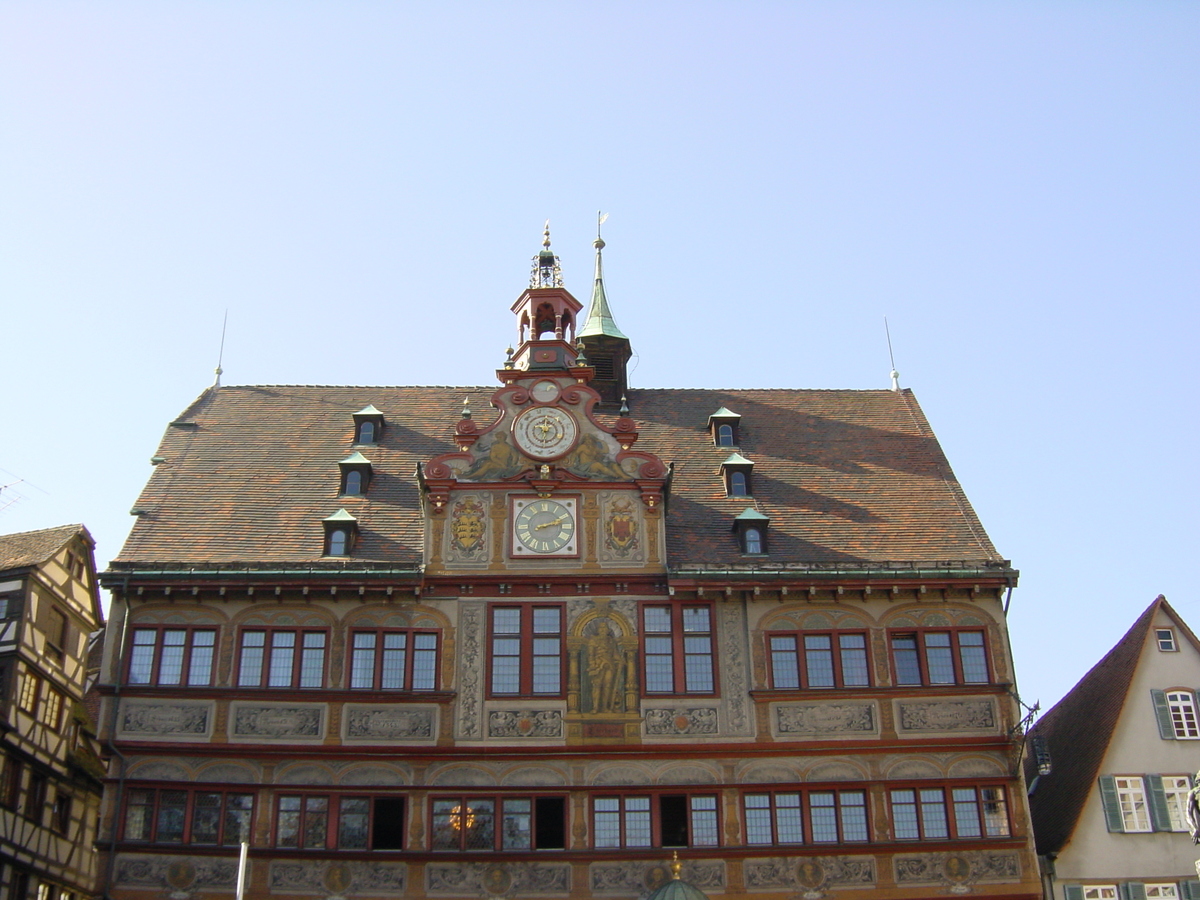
585;621;624;714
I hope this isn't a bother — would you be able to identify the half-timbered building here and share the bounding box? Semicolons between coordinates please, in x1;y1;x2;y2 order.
1;525;106;900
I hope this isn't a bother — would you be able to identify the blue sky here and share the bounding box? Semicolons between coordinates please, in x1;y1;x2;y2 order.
2;1;1196;712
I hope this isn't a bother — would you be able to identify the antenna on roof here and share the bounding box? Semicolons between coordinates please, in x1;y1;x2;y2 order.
884;317;900;392
213;310;228;388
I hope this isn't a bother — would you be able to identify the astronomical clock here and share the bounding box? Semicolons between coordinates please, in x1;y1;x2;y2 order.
422;282;667;577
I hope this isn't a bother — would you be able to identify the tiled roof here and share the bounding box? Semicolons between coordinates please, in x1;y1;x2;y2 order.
0;524;90;573
1022;596;1176;855
112;384;1006;572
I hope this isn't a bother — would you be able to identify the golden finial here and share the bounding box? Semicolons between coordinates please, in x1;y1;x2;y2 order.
670;851;682;880
542;219;552;249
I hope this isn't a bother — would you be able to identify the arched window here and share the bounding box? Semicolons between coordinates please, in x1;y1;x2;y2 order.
717;424;734;446
328;529;349;557
729;471;749;497
357;421;375;444
744;527;762;555
343;471;363;496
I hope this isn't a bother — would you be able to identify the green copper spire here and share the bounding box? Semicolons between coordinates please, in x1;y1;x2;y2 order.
578;212;628;340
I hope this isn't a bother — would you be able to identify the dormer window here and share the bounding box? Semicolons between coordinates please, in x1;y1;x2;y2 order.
708;407;741;447
323;509;358;557
733;508;769;555
721;453;754;497
352;405;385;445
338;452;373;497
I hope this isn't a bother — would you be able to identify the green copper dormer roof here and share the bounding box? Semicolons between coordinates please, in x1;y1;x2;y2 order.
734;507;769;522
323;508;358;523
338;452;371;467
578;232;628;340
708;406;741;422
720;453;753;468
353;405;383;417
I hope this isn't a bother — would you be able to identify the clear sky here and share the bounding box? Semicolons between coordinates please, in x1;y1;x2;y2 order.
2;2;1196;713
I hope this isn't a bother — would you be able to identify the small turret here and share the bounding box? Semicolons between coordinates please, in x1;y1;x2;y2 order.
510;222;584;372
578;213;632;407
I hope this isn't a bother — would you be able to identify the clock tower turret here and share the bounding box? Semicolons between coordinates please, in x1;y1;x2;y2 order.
510;222;584;372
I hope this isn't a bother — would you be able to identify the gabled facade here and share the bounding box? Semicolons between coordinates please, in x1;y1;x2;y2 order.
1024;596;1200;900
97;231;1040;900
0;525;106;900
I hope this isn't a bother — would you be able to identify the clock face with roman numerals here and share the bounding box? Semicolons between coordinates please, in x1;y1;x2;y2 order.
511;497;578;557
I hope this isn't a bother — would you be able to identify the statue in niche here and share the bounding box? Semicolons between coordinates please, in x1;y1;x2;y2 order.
584;619;625;714
1187;767;1200;844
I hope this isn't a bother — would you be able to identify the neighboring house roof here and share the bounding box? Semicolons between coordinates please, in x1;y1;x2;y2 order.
1023;595;1197;856
111;384;1008;573
0;523;92;573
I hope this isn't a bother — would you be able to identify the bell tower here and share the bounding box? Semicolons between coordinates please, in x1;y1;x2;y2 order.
510;222;584;372
577;215;632;407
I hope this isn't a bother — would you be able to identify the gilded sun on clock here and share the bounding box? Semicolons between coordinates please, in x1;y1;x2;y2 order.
511;406;578;461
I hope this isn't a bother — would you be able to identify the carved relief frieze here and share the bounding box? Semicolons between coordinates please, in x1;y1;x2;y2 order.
119;700;212;739
270;859;407;894
720;603;751;733
894;851;1020;890
230;704;323;740
743;856;874;893
344;706;436;741
488;709;564;738
457;602;484;738
643;708;718;735
774;702;876;737
115;855;236;890
427;861;570;895
897;699;996;732
591;861;724;896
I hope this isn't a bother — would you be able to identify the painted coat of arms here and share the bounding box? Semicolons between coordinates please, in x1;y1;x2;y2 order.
450;498;487;556
604;499;639;557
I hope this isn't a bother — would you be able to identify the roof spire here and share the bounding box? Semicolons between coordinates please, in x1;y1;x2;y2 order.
579;211;627;340
530;220;563;289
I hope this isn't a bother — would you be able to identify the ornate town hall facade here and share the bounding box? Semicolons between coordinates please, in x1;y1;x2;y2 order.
97;230;1041;899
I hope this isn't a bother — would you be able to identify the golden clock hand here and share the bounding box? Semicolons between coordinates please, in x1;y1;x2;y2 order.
535;516;566;530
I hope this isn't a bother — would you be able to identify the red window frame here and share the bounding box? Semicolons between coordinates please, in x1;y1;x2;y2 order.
273;793;406;850
486;605;565;698
347;628;440;691
889;782;1011;841
429;794;566;851
236;628;328;689
888;627;991;686
766;630;871;690
122;787;254;846
590;791;721;849
126;626;218;687
640;603;718;696
743;787;870;844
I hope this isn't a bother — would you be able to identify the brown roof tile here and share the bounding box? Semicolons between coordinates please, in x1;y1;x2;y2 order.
112;385;1006;572
0;523;91;573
